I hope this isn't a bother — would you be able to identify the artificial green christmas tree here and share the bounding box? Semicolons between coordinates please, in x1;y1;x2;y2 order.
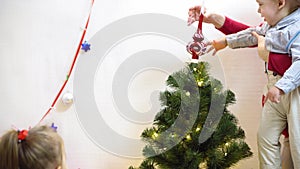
129;61;253;169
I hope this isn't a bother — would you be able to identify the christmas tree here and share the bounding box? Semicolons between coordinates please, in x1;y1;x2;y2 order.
129;61;252;169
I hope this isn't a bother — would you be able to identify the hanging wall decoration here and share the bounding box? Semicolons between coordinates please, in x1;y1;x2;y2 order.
39;0;95;123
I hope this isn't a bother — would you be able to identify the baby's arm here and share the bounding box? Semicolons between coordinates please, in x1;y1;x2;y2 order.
265;52;300;103
209;28;257;55
265;33;300;103
210;23;268;54
226;27;258;49
226;22;268;49
275;46;300;94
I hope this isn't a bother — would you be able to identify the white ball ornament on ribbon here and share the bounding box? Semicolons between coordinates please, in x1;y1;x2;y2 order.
61;92;74;105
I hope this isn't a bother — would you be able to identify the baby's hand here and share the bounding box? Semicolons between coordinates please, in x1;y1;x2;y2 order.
206;37;227;55
264;86;284;103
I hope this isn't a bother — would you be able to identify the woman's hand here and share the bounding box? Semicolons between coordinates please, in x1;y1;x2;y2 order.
188;6;202;26
187;5;225;28
252;31;269;62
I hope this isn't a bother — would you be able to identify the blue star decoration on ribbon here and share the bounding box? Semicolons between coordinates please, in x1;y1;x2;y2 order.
81;41;91;52
51;123;58;132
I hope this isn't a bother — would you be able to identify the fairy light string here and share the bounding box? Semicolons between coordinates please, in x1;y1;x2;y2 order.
39;0;94;123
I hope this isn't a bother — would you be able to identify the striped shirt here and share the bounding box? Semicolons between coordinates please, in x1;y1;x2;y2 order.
226;8;300;94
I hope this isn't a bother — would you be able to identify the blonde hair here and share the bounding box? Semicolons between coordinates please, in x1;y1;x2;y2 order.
0;125;66;169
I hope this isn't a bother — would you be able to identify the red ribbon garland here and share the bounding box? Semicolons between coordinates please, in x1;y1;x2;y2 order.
39;0;94;123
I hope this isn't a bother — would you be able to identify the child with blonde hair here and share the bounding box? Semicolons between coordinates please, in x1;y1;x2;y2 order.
0;124;66;169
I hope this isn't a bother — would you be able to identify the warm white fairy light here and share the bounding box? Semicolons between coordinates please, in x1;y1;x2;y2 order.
199;161;207;168
152;132;158;139
198;81;204;87
186;91;191;96
186;134;191;140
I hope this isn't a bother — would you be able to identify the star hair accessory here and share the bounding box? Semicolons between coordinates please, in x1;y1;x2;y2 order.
18;129;28;143
51;123;58;132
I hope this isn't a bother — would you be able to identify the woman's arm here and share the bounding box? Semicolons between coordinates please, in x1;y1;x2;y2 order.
217;17;250;35
188;6;250;34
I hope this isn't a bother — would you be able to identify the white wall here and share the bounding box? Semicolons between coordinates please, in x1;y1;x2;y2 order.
0;0;263;168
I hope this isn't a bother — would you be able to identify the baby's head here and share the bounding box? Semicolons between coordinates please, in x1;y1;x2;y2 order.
0;125;66;169
256;0;299;26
